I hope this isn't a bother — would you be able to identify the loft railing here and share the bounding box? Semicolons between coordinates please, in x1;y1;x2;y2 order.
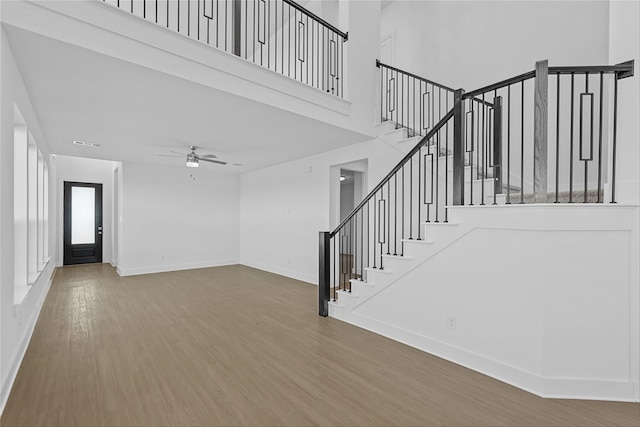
101;0;348;97
456;60;635;205
319;59;634;316
377;60;455;138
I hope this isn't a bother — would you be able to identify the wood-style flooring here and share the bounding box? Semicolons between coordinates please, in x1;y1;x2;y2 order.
2;264;638;426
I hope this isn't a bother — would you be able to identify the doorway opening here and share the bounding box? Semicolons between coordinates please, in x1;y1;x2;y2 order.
63;181;103;265
330;159;368;289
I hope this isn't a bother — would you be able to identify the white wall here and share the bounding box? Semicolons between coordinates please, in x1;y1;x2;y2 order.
118;162;240;276
381;1;610;90
241;136;402;284
333;205;639;402
609;0;640;399
54;155;119;266
609;0;639;204
0;27;56;415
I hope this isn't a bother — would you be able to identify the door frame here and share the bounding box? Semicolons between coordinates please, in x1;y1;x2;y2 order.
63;181;103;265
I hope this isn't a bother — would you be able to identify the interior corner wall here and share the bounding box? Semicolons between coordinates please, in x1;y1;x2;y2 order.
609;0;640;400
0;26;56;415
381;1;610;90
54;155;118;267
240;137;403;284
118;162;240;276
609;0;640;205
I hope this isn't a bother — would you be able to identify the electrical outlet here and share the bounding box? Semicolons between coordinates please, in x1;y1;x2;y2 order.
447;316;457;330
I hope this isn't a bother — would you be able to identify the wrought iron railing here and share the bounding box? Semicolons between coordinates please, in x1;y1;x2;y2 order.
101;0;348;97
377;60;455;138
319;59;634;316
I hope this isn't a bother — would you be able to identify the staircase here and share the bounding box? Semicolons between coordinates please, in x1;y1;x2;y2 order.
318;59;638;402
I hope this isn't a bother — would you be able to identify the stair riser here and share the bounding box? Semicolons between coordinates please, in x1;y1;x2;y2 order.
401;240;436;258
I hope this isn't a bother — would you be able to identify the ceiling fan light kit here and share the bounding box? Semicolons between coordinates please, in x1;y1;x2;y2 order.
160;146;228;168
186;153;199;168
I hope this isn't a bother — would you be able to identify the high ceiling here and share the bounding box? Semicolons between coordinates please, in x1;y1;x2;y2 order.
4;24;370;173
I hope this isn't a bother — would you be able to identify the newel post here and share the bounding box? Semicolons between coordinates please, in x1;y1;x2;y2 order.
533;59;549;202
318;231;331;317
453;88;466;205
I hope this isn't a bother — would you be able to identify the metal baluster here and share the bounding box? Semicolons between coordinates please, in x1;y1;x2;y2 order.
596;72;604;202
332;235;336;301
387;180;391;255
305;15;309;85
366;201;370;272
435;88;441;221
347;216;356;292
340;35;344;97
380;65;383;122
481;93;486;205
435;130;440;222
409;151;413;239
412;77;416;135
360;207;364;280
507;85;511;203
372;192;377;269
393;173;398;256
281;0;284;72
444;93;449;222
584;73;590;203
417;146;422;240
611;74;619;203
401;164;405;254
469;100;475;205
425;141;431;223
555;74;561;202
268;0;271;70
520;81;525;204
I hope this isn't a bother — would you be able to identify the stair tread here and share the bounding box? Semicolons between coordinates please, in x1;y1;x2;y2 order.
364;267;393;274
350;278;373;286
382;254;413;260
401;239;435;244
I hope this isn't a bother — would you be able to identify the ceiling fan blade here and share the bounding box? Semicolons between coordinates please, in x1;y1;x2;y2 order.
169;151;186;156
199;158;227;165
197;154;218;159
157;154;183;158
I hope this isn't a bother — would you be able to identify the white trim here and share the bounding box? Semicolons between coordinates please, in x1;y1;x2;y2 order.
341;309;638;402
116;259;239;277
240;261;316;285
1;267;55;416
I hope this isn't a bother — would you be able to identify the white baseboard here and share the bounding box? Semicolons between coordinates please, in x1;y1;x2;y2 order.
340;310;639;402
1;266;55;417
116;259;239;276
240;260;316;285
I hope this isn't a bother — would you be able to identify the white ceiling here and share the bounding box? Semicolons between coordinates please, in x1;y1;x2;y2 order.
4;25;370;173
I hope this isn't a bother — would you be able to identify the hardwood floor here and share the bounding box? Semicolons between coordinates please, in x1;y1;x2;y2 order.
2;264;638;426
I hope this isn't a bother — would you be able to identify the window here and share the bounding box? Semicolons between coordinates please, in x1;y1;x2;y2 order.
13;105;50;305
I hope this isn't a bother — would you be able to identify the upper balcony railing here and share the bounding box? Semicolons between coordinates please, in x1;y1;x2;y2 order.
101;0;348;97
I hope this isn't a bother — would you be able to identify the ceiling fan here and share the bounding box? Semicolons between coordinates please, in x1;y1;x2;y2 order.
158;146;227;167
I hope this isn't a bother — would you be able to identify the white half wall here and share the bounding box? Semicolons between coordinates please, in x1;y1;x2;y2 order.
118;162;240;276
333;205;639;402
